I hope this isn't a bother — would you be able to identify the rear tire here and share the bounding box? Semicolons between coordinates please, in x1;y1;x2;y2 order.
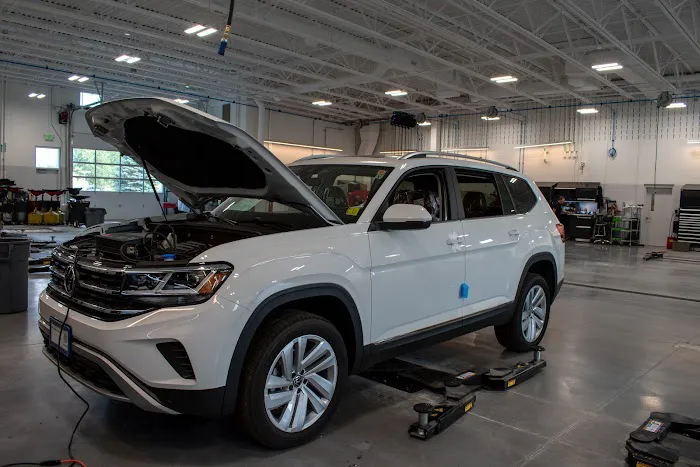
239;310;348;449
495;273;551;352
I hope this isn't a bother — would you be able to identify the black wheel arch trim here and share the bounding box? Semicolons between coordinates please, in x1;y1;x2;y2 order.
519;252;560;302
220;283;364;416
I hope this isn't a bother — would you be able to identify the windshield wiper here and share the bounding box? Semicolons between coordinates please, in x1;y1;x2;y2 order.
204;212;238;227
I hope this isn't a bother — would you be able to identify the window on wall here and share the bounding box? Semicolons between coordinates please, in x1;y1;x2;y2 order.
80;92;101;107
36;147;60;169
72;148;164;193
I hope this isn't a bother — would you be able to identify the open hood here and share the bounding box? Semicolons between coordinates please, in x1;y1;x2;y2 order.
85;97;341;224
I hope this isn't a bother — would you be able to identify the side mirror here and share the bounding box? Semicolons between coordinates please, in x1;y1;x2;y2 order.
377;204;432;231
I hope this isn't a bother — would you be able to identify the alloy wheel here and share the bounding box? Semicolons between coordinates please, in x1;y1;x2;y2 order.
521;285;547;342
264;334;338;433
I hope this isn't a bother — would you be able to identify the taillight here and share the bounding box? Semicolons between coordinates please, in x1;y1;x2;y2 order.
556;223;565;241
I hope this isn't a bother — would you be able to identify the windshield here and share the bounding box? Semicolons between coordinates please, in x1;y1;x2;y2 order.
289;164;392;223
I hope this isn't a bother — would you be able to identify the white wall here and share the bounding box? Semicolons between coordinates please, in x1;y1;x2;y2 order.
0;78;356;221
372;102;700;246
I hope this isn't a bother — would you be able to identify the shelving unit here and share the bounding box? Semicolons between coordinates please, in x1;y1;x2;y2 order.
612;216;641;246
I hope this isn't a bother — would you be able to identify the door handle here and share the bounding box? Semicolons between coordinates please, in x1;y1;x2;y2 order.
508;229;520;237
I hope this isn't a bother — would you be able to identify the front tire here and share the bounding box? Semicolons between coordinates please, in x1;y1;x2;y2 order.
495;273;551;352
239;310;348;449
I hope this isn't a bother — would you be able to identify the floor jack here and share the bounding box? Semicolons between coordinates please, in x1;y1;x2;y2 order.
408;346;546;440
626;412;700;466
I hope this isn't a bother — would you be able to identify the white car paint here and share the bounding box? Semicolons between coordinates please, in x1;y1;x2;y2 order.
38;100;564;418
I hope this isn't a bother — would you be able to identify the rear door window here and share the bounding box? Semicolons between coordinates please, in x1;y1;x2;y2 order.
504;176;538;214
455;169;504;219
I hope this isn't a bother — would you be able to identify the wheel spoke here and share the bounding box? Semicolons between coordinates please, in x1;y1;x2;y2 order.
266;389;295;411
528;316;536;340
532;305;545;321
277;389;299;430
302;385;328;414
532;313;544;329
301;341;330;371
306;373;334;399
280;343;294;380
295;336;308;373
291;388;309;432
531;288;543;307
266;375;290;390
305;354;335;376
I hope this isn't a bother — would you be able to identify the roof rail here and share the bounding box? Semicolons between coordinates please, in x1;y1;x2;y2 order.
291;154;339;163
400;151;518;172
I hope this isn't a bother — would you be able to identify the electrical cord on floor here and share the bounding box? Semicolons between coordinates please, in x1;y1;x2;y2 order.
1;307;89;467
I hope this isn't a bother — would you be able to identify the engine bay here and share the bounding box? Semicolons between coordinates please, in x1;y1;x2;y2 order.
65;218;261;266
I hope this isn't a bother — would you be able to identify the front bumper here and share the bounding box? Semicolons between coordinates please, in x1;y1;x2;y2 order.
38;289;250;416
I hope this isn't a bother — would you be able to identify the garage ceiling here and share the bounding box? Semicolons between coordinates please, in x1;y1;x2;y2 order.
1;0;699;121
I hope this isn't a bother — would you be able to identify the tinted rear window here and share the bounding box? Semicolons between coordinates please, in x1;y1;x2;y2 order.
505;176;537;213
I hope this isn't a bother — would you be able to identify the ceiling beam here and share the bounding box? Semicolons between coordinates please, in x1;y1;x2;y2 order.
359;0;590;103
449;0;636;100
274;0;537;107
652;0;700;60
552;0;677;92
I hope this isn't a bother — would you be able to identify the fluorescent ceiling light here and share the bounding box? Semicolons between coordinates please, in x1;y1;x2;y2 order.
115;55;130;62
125;56;141;64
592;62;620;69
312;100;332;106
491;75;518;83
418;121;431;126
666;102;686;109
264;141;343;152
443;147;489;151
36;94;46;99
688;140;700;144
77;76;90;82
28;93;38;97
174;98;189;104
514;141;573;149
481;116;501;120
577;108;599;114
385;90;408;96
592;62;623;71
185;24;206;34
68;75;80;81
197;28;217;37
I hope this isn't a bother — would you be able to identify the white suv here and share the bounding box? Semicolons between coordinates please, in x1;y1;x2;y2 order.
39;98;565;448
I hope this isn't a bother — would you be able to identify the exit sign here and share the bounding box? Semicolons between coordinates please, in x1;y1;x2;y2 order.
44;134;54;142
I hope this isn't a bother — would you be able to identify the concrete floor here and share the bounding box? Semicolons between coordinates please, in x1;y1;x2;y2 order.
2;242;700;466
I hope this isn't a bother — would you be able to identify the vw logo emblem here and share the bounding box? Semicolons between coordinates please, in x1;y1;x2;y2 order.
64;265;78;296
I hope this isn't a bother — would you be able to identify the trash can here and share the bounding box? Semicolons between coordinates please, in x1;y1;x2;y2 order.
84;207;106;227
0;237;31;313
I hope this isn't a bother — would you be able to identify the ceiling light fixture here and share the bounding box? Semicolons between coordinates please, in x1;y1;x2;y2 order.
312;100;332;106
28;93;38;98
443;147;489;151
481;116;501;120
36;94;46;99
385;90;408;97
197;27;218;37
264;141;343;152
592;62;623;71
577;108;599;114
490;75;518;84
68;75;80;81
687;140;700;144
174;98;190;104
77;76;90;82
185;24;207;34
514;141;573;149
115;55;141;63
666;102;686;109
418;121;431;126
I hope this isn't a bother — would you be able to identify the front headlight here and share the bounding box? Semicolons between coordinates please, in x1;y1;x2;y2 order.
121;263;232;304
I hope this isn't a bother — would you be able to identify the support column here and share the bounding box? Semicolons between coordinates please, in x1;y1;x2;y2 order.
254;99;266;143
